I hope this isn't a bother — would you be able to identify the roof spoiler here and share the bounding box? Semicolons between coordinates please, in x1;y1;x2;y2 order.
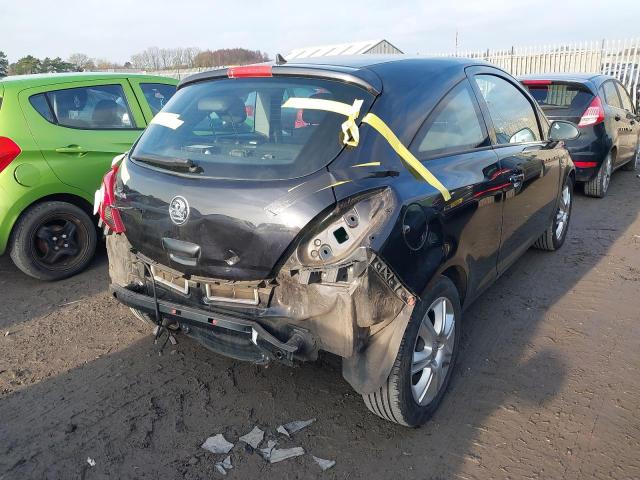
178;65;382;96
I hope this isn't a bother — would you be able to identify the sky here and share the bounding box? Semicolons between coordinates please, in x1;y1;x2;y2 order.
2;0;640;63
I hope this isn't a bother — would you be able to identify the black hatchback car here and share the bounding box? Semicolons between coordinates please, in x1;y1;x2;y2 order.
100;57;578;426
521;74;640;197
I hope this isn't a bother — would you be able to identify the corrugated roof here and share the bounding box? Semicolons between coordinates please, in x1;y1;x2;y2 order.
286;40;400;60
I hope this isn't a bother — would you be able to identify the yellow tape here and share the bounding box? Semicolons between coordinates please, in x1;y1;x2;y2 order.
282;98;363;147
281;97;451;200
351;161;381;167
362;113;451;201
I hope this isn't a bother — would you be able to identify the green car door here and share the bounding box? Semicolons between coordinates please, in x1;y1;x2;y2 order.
18;79;146;197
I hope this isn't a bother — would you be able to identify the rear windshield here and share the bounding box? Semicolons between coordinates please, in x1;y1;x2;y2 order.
522;81;594;116
131;77;375;180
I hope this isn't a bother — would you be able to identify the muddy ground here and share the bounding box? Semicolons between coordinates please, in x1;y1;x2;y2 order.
1;171;639;480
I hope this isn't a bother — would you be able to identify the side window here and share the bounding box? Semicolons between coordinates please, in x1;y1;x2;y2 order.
413;81;487;156
29;93;55;123
600;81;622;109
474;74;541;145
615;82;634;112
44;84;135;129
139;83;176;115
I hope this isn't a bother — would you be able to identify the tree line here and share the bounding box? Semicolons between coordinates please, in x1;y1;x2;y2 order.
0;47;270;77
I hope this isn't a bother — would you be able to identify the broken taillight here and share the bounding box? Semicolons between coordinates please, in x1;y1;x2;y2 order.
97;164;126;233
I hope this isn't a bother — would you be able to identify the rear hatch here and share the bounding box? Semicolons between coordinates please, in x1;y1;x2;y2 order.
522;80;595;123
115;70;376;280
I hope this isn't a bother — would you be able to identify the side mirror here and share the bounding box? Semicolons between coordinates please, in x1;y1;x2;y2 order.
548;121;580;142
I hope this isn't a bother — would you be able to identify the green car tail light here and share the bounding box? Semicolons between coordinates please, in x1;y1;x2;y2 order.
0;137;21;174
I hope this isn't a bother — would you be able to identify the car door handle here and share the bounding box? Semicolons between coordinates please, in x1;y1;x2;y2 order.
55;145;88;155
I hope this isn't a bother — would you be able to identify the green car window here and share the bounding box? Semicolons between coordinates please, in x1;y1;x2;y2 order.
29;93;55;123
31;84;137;130
139;83;176;115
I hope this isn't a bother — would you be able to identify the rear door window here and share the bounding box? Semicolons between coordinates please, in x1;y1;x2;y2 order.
412;81;488;157
601;81;623;109
139;83;176;115
131;77;375;180
474;75;541;145
35;84;136;129
615;82;634;112
522;82;594;117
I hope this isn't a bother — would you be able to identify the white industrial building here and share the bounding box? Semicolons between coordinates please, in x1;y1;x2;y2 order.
285;39;403;60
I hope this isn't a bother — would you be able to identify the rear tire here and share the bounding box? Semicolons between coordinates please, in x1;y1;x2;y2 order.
362;276;461;427
621;143;639;171
533;176;573;251
9;201;97;281
584;153;612;198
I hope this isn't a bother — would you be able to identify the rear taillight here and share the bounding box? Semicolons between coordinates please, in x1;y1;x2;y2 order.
578;96;605;128
0;137;21;174
98;164;126;233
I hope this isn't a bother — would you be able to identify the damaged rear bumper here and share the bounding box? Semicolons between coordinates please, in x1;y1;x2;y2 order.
111;284;312;365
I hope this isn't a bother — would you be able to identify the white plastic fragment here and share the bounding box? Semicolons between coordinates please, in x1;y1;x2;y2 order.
214;463;227;475
269;447;305;464
201;434;234;454
87;457;96;467
239;426;264;449
312;455;336;471
221;455;233;470
259;440;277;460
278;418;316;436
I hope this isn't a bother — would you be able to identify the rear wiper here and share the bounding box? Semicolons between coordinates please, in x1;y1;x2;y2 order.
131;153;202;173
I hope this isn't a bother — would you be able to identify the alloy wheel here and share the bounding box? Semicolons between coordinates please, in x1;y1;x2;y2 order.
555;184;571;239
411;297;456;406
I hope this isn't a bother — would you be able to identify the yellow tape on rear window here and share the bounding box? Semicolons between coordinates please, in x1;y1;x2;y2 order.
281;97;451;201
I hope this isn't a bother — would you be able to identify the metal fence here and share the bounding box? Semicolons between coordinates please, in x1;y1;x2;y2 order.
433;38;640;108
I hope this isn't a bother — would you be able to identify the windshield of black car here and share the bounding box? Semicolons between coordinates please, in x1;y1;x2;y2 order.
523;81;594;116
131;77;375;180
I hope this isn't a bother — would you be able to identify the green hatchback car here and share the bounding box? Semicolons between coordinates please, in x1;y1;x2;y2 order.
0;72;177;280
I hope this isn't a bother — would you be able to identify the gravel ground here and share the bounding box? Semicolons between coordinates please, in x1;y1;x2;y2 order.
1;171;639;480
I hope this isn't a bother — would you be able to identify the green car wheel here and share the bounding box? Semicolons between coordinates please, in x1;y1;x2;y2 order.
9;201;97;281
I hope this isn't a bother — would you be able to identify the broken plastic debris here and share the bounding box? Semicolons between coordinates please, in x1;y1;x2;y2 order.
312;455;336;471
87;457;96;467
239;426;264;449
277;418;316;436
268;447;305;464
201;434;234;454
259;440;277;459
214;455;233;475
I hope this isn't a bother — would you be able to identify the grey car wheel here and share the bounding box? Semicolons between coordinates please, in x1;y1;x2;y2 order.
621;142;639;171
584;153;612;198
362;276;461;427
